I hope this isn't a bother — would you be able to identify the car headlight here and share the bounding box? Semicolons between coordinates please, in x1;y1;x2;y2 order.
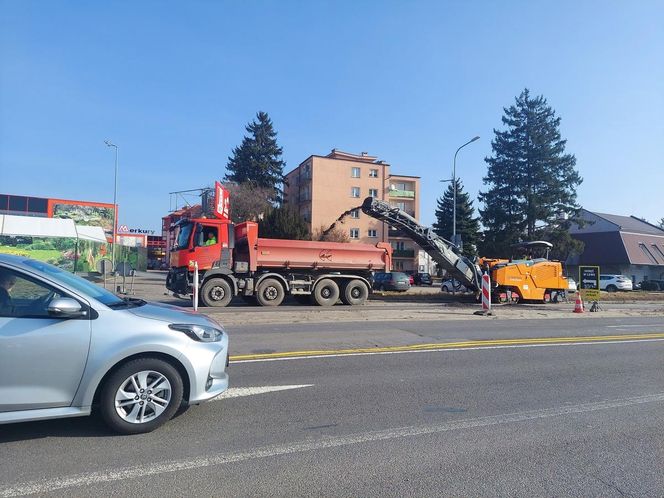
169;323;223;342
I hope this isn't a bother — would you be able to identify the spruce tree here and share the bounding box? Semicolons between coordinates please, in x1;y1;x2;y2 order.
479;89;582;258
432;178;481;255
225;111;286;194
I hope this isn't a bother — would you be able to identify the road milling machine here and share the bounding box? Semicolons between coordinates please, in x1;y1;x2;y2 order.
361;197;571;303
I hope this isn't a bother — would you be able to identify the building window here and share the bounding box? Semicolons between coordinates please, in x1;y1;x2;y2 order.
394;261;404;271
639;243;659;264
350;228;360;239
369;188;378;197
369;169;378;178
351;187;360;198
351;167;361;178
368;229;377;237
350;209;360;219
651;244;664;262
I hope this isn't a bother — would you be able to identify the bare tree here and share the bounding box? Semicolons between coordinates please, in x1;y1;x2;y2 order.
223;182;274;224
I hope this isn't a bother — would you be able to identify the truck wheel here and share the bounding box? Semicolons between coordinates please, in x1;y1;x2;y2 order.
256;278;285;307
201;278;233;307
313;279;340;306
341;280;369;306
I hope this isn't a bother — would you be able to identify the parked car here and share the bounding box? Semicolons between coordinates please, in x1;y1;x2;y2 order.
413;273;433;286
372;272;411;292
640;279;664;291
440;278;469;293
0;254;229;434
599;274;633;292
566;277;578;293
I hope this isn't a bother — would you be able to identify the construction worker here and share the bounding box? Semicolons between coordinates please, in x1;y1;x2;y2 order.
204;232;217;246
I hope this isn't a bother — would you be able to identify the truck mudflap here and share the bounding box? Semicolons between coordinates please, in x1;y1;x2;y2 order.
166;268;191;295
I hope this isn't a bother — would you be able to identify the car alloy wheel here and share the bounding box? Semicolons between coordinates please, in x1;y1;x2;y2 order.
100;358;184;434
114;370;172;424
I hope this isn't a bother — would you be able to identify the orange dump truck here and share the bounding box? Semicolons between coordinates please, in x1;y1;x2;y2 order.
166;214;391;307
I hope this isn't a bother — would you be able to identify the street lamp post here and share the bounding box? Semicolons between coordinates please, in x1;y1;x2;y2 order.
104;140;118;273
452;136;480;246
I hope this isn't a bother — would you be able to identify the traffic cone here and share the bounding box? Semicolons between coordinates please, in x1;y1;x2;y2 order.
573;294;584;313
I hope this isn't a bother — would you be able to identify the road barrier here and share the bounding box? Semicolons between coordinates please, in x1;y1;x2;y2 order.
474;272;492;316
190;260;199;312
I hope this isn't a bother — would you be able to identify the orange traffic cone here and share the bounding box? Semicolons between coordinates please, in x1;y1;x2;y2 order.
573;294;584;313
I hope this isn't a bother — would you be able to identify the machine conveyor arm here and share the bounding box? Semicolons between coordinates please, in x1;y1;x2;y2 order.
361;197;482;291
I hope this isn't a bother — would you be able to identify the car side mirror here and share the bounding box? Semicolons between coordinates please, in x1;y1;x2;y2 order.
47;298;86;318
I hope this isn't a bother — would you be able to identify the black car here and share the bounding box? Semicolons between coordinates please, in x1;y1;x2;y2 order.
640;279;664;291
372;272;411;292
413;272;433;285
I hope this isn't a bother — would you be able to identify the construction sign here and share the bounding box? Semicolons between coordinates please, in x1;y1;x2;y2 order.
579;266;600;302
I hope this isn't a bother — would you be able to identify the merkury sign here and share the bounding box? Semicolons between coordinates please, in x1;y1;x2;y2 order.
117;225;156;235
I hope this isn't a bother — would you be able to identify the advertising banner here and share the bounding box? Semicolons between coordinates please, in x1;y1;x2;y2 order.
52;202;115;237
213;181;231;221
579;266;600;302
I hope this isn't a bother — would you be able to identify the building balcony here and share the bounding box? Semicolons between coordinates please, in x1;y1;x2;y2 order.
392;249;415;258
387;228;410;238
389;189;415;198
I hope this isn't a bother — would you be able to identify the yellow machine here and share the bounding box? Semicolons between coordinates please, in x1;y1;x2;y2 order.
479;242;569;303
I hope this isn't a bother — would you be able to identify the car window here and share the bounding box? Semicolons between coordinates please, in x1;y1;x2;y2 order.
0;267;64;318
21;259;124;307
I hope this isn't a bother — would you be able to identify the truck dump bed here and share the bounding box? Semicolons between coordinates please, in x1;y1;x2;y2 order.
233;223;391;271
253;238;391;271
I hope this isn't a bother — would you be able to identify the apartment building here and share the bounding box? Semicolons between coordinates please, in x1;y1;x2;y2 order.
284;149;421;272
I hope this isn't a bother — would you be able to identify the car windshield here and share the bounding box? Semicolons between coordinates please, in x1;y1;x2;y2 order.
22;259;126;307
174;222;193;250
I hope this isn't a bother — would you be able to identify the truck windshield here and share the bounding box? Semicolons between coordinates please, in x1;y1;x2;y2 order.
174;222;193;250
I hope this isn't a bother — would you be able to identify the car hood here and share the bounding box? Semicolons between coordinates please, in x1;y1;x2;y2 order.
128;302;221;328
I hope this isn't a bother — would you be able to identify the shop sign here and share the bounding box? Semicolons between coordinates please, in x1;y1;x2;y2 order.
118;225;156;235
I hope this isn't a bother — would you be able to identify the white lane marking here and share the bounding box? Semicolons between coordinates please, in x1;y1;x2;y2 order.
232;338;664;363
2;393;663;497
606;324;664;328
210;385;313;401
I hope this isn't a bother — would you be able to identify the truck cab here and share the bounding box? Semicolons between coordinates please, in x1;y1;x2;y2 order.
167;218;234;296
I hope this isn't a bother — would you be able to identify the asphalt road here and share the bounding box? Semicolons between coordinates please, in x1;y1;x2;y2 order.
1;317;663;497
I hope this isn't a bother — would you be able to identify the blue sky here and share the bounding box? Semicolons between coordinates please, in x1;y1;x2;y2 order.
1;1;662;231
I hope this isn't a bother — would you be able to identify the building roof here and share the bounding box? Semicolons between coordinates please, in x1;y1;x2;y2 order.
572;232;630;265
326;149;378;163
572;231;664;266
591;211;664;235
621;232;664;265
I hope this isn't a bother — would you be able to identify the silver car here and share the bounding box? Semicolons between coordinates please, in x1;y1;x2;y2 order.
0;254;229;434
